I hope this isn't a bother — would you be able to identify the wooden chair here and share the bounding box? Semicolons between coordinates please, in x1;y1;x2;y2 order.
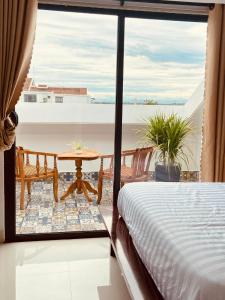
97;147;153;204
16;147;59;210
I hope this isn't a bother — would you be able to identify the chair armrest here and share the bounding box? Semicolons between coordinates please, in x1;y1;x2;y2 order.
16;149;58;177
98;154;114;174
19;149;58;157
99;154;114;159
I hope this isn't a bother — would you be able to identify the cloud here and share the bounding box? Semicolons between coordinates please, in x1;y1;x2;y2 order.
29;10;207;103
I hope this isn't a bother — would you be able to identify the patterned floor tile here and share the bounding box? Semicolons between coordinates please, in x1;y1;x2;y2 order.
16;171;199;235
16;177;112;234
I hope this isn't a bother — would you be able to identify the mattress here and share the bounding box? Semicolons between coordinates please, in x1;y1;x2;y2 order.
118;182;225;300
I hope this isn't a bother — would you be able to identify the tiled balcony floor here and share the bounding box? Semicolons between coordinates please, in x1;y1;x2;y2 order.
16;171;199;235
16;177;112;235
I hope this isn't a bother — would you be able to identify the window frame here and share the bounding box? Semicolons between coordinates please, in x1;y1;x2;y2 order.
55;96;64;103
24;94;37;103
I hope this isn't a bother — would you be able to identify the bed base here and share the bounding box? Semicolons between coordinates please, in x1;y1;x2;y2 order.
109;215;164;300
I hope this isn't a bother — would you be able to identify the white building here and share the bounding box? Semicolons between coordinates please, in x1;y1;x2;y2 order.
20;78;92;104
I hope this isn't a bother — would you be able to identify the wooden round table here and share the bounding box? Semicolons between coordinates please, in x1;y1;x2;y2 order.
58;150;100;202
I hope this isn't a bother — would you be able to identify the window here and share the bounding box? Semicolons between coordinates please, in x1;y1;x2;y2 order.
42;97;48;103
24;94;37;102
55;96;63;103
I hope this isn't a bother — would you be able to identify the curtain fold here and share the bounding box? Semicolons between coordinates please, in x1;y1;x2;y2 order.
201;4;225;182
0;0;37;151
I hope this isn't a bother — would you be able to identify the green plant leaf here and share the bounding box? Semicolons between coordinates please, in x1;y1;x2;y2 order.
141;113;192;168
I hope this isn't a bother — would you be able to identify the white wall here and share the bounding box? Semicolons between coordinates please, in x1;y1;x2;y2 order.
16;102;181;125
15;102;187;172
16;123;201;172
15;92;204;174
16;124;139;172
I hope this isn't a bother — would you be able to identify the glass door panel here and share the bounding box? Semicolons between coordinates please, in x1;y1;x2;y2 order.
122;18;207;184
15;10;117;235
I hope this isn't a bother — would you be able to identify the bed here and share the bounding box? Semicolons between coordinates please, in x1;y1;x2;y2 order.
114;182;225;300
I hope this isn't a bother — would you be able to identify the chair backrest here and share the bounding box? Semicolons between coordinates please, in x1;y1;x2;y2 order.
121;147;153;179
16;146;58;179
133;147;153;178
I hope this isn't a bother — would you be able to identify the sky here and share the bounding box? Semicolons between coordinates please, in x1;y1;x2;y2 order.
29;10;207;104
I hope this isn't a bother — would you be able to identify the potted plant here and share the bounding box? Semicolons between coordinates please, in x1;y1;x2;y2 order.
142;113;191;182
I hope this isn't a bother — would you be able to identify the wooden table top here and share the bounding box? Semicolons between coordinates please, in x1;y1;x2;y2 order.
58;149;100;161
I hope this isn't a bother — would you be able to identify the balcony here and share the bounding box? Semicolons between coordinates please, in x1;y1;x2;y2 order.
15;90;203;235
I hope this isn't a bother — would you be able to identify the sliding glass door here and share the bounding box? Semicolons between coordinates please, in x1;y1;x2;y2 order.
14;10;117;238
121;17;207;185
4;3;208;242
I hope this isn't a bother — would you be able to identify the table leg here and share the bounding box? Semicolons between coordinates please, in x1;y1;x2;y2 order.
60;158;97;202
61;182;77;201
83;180;98;195
75;159;83;194
81;182;92;203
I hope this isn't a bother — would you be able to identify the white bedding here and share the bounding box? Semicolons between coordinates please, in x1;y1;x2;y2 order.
118;182;225;300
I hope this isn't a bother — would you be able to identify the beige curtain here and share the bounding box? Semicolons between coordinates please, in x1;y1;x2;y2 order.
0;0;37;151
201;5;225;181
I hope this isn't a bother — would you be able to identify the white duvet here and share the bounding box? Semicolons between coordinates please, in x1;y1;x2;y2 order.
118;182;225;300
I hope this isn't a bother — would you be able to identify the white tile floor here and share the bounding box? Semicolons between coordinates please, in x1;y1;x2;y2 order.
0;238;131;300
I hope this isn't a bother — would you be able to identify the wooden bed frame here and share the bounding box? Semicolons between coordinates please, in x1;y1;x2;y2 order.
103;208;164;300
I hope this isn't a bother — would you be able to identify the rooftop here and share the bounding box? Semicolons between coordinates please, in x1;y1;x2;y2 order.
23;77;88;95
